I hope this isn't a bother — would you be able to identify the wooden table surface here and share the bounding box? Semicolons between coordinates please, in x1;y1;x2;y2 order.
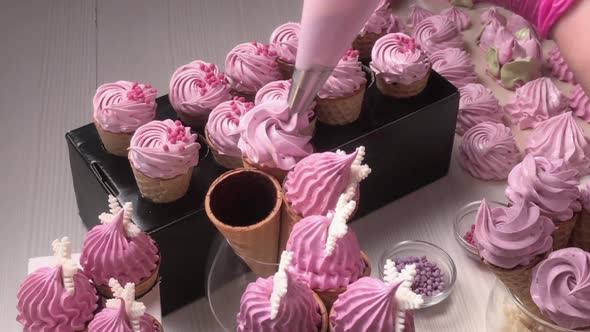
1;0;566;331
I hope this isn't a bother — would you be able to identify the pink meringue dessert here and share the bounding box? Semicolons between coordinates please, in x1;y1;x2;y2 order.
430;48;477;90
353;0;402;60
413;15;464;55
269;22;300;79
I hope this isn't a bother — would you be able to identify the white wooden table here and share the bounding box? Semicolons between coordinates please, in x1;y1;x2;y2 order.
0;0;570;331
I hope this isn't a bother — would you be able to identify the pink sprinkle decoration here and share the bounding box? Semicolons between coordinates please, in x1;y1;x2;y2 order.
217;73;225;80
175;120;182;126
145;84;152;89
210;82;219;88
209;63;216;70
268;50;277;57
170;137;177;144
182;137;189;143
179;146;185;152
199;63;206;70
251;41;258;46
278;83;285;89
167;127;173;134
162;144;169;152
132;82;139;88
200;88;208;95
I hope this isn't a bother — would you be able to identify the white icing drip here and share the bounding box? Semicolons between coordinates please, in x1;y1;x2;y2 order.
108;278;146;332
382;261;424;332
270;251;293;320
52;237;77;294
325;194;356;256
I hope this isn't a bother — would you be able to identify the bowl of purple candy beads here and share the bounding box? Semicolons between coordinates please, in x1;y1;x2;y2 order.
379;240;456;308
454;200;507;261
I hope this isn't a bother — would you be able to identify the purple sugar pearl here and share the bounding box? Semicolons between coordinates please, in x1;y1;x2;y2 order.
464;224;477;247
394;256;445;297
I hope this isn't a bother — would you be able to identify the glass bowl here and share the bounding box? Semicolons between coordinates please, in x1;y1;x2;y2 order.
486;278;589;332
207;241;278;332
454;200;507;261
379;240;456;308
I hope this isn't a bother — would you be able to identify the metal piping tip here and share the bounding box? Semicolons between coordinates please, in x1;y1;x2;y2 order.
288;66;333;116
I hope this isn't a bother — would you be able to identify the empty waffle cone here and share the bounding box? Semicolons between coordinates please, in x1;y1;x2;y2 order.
205;168;282;277
277;58;295;80
94;119;133;157
552;214;579;250
313;252;371;312
205;129;243;169
316;84;366;126
569;210;590;251
96;257;161;299
130;163;193;203
242;157;289;183
313;292;329;332
376;71;430;98
352;32;384;60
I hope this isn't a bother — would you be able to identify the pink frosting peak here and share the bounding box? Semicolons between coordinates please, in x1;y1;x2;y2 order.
283;147;371;217
80;207;159;287
474;199;555;269
269;22;300;64
505;78;568;130
507;14;532;35
413;15;464;55
129;119;200;179
531;248;590;330
169;60;231;119
17;266;98;332
478;18;507;52
359;0;396;36
441;7;471;31
456;84;502;135
430;48;477;89
93;81;157;134
526;112;590;175
481;7;506;25
88;299;159;332
225;42;282;95
237;100;312;170
405;5;433;31
318;49;366;98
506;154;581;222
254;80;315;120
571;84;590;123
548;47;576;84
236;273;321;332
330;277;416;332
459;122;520;181
206;98;254;157
286;215;365;291
370;33;430;85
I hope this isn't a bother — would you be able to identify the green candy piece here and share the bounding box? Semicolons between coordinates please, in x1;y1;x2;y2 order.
450;0;473;8
486;48;500;78
514;28;534;40
500;59;542;90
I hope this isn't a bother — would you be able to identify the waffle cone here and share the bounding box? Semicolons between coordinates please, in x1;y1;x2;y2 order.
312;292;329;332
376;71;430;98
313;252;371;312
569;210;590;251
205;168;282;277
242;157;289;182
96;256;160;299
230;90;255;102
93;120;132;157
352;32;384;60
176;110;208;130
484;256;543;317
300;116;317;137
552;213;578;250
279;196;304;252
205;129;243;169
316;85;366;126
277;58;295;80
130;162;193;203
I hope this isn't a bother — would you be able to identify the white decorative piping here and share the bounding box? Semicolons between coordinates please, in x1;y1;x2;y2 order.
325;194;356;256
382;260;423;332
269;251;293;320
52;237;77;294
349;146;372;185
107;278;146;332
108;195;122;214
100;196;140;237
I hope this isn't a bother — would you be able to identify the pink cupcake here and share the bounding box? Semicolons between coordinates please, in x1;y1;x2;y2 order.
413;15;464;55
353;0;402;60
225;42;282;101
93;81;157;156
430;48;478;89
269;22;300;79
370;33;431;98
169;60;231;128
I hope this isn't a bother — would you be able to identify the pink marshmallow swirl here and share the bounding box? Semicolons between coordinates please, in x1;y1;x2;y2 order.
474;199;555;269
430;48;477;89
359;0;395;36
413;15;464;55
286;215;366;291
93;81;157;134
548;47;576;84
169;60;231;119
88;299;160;332
129;119;200;179
481;7;507;25
526;112;590;176
571;84;590;122
330;277;415;332
269;22;300;64
506;155;581;223
370;33;430;85
456;84;502;135
17;266;98;332
405;5;433;31
318;49;366;99
255;80;315;119
225;42;282;95
441;7;471;31
80;208;159;287
505;77;568;130
237;100;312;170
283;150;359;217
236;273;321;332
206;98;254;157
531;248;590;330
459;122;520;181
